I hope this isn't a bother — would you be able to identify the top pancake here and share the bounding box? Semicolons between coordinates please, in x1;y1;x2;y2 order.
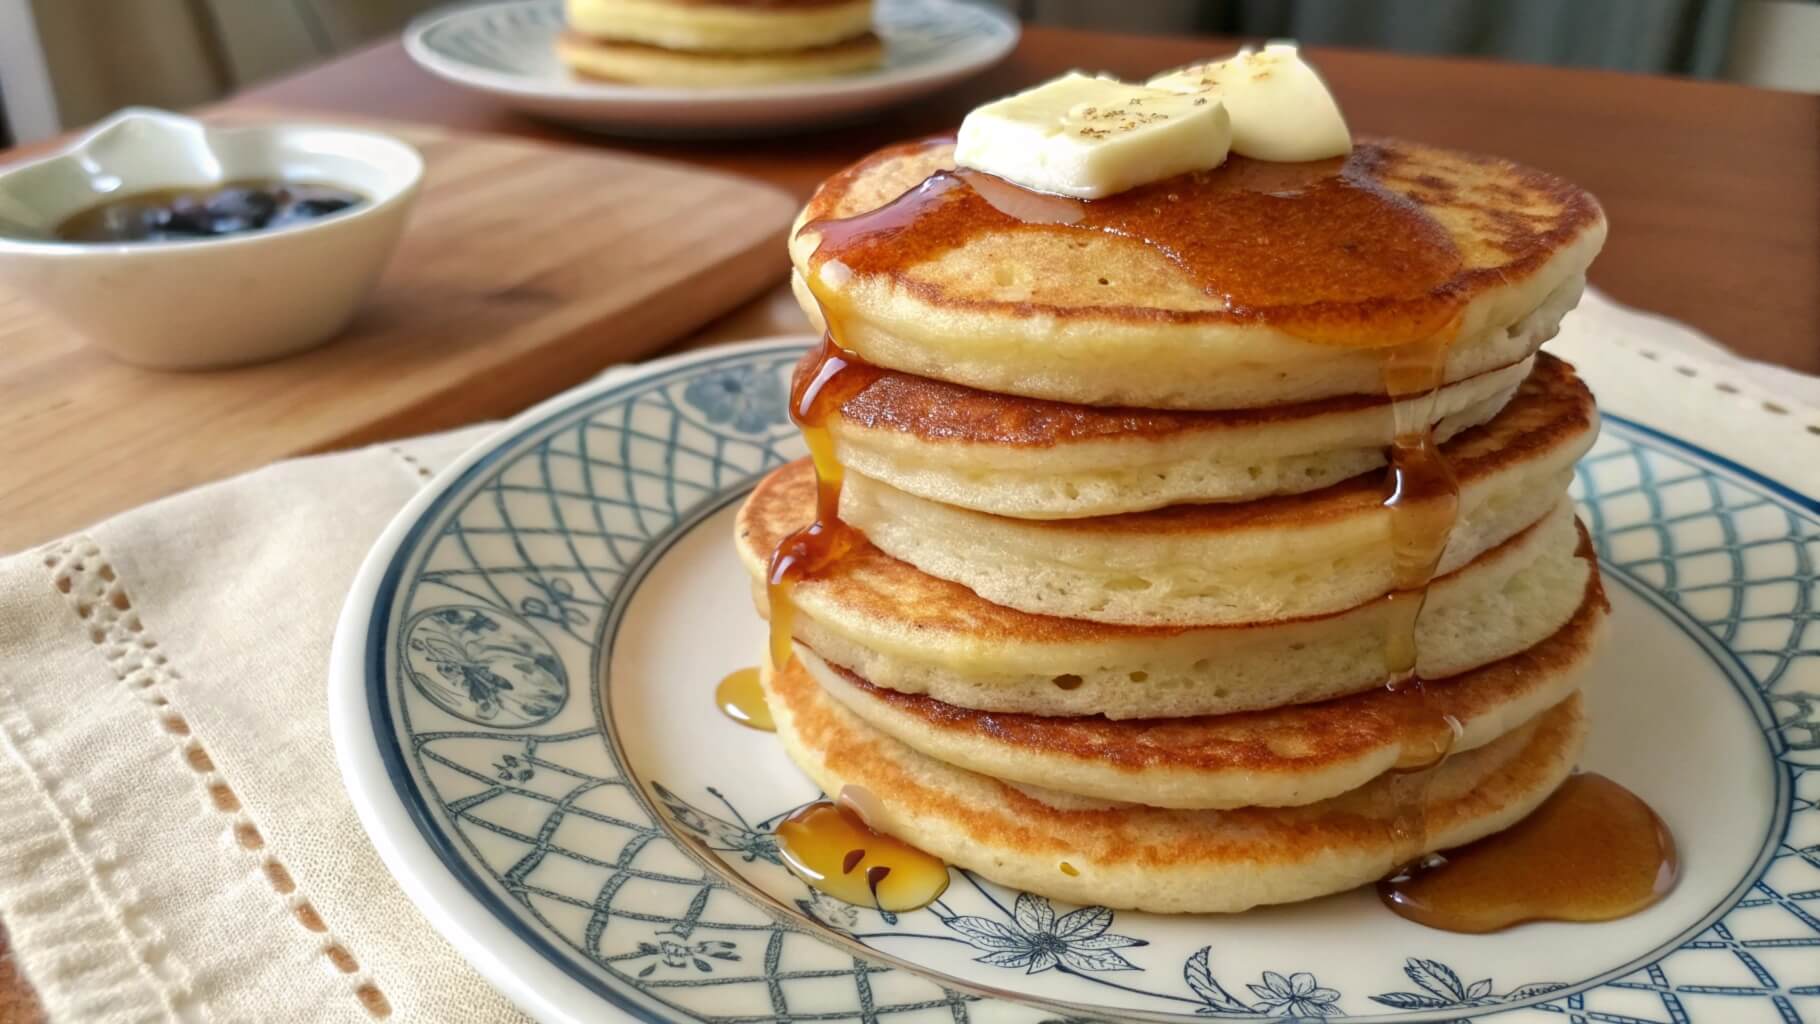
789;138;1604;409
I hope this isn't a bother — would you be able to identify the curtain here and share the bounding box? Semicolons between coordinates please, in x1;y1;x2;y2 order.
21;0;440;133
1020;0;1740;77
17;0;1746;140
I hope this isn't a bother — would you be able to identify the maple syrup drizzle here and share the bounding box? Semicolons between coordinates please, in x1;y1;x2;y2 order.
762;269;878;672
714;667;774;732
775;798;950;912
752;226;960;911
1373;331;1467;870
1379;773;1679;933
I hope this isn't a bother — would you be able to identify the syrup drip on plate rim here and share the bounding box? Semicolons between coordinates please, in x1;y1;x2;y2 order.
715;667;774;732
775;789;951;913
757;246;959;910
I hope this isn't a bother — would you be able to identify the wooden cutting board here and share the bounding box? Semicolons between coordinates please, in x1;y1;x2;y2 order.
0;114;799;553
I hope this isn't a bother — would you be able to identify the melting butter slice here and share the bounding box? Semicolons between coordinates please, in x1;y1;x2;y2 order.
954;72;1231;199
1150;42;1351;162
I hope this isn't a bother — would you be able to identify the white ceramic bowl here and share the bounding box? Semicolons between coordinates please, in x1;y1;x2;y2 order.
0;108;422;369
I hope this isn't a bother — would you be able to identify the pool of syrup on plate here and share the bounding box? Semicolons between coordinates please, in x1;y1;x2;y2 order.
1380;772;1679;931
775;798;950;913
712;141;1675;932
714;667;773;731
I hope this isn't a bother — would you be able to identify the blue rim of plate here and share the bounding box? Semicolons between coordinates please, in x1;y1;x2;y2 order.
346;339;1818;1023
403;0;1020;104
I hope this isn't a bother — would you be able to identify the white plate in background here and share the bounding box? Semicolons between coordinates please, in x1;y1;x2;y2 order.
403;0;1018;137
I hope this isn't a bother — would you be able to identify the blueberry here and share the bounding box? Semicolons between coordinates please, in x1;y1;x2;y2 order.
268;195;356;230
204;187;279;229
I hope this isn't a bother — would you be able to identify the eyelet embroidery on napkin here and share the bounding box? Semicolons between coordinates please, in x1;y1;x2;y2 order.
389;447;435;482
1629;345;1820;434
0;649;204;1018
42;538;394;1020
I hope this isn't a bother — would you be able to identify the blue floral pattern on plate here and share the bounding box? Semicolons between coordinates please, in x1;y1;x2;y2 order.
403;605;567;726
939;894;1145;975
354;341;1818;1023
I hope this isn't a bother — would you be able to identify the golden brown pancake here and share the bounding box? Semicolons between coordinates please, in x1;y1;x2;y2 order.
838;354;1598;625
814;348;1533;517
788;138;1604;409
557;30;883;86
565;0;874;53
765;649;1587;913
819;352;1523;450
797;547;1604;809
739;460;1594;718
862;354;1588;536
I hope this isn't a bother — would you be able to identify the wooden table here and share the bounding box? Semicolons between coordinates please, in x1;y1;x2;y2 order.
1;24;1815;1019
233;29;1820;370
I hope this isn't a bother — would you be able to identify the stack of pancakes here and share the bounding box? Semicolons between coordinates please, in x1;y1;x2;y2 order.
736;137;1610;913
557;0;882;86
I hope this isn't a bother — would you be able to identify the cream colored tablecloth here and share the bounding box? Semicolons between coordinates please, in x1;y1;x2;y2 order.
0;291;1813;1023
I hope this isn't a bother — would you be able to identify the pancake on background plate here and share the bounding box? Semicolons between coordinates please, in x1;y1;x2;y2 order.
558;0;883;86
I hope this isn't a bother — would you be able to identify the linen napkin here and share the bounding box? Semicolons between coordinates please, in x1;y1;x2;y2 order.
0;291;1813;1024
0;424;527;1023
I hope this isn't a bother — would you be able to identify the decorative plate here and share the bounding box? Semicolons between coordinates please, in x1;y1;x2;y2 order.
401;0;1018;137
330;336;1819;1024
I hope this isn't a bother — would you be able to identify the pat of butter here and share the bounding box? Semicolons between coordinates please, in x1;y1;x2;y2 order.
954;72;1232;200
1149;42;1351;162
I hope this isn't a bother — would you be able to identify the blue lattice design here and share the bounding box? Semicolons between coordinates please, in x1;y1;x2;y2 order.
364;342;1819;1023
1576;437;1820;716
378;348;1029;1024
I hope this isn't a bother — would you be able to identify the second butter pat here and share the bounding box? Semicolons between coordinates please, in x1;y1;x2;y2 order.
953;72;1232;200
1149;42;1352;162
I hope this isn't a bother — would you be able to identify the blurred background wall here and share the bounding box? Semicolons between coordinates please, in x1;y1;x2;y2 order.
2;0;1817;145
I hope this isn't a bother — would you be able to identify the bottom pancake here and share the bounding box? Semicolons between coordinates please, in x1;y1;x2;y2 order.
764;651;1585;913
555;31;884;86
